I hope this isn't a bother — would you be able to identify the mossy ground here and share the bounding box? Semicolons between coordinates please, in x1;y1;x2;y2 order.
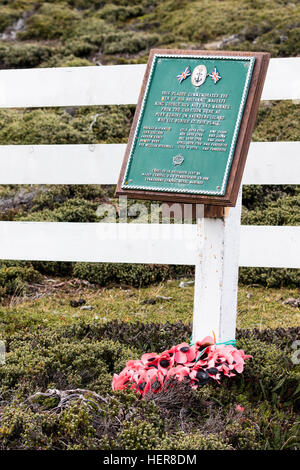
0;1;299;68
0;298;299;450
0;279;299;335
0;276;299;450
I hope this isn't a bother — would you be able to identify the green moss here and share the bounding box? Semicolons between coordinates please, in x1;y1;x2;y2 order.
140;0;300;57
0;265;41;298
253;101;300;142
0;109;89;145
236;337;298;403
0;0;298;67
68;16;110;39
51;56;93;67
18;3;81;40
29;185;106;212
0;334;137;399
248;402;300;450
250;25;300;57
0;43;53;69
0;7;20;33
58;405;97;449
102;31;160;55
0;405;57;449
242;194;300;226
73;262;193;287
98;4;145;23
242;185;299;211
17;198;98;222
64;17;110;57
239;267;300;288
158;431;232;450
112;420;162;450
0;106;134;145
0;321;299;449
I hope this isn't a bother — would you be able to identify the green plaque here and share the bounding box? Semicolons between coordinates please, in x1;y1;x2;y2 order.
117;50;270;206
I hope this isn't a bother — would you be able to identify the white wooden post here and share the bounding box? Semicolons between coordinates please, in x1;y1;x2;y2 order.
192;189;242;343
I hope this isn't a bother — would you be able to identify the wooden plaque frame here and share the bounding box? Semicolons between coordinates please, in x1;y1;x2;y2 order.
116;49;270;207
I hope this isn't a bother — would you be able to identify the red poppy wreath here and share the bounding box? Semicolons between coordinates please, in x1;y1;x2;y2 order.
112;336;252;396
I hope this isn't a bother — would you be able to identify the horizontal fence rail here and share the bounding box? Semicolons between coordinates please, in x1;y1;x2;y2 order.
0;58;299;108
0;141;299;185
0;222;299;268
0;58;299;270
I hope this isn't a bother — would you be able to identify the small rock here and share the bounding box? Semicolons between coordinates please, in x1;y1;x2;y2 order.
279;35;288;43
282;298;300;308
179;280;194;288
70;299;86;308
142;298;157;305
221;34;242;47
246;293;252;299
65;107;76;116
156;295;173;301
204;40;222;50
80;305;94;311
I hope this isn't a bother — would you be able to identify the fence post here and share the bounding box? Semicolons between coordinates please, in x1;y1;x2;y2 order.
192;189;242;343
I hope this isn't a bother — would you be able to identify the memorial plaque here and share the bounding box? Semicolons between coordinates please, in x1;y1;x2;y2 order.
116;50;270;206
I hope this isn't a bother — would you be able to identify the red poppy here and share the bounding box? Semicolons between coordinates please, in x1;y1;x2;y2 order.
236;404;245;413
167;365;190;382
157;350;175;372
112;368;134;391
195;336;215;351
174;343;197;364
141;353;160;367
112;336;252;396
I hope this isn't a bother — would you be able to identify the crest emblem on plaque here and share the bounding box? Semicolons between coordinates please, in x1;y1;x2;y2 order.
191;65;207;87
173;154;184;166
177;66;191;83
209;67;222;84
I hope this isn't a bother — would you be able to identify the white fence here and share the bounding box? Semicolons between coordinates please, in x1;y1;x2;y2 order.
0;58;299;340
0;58;299;266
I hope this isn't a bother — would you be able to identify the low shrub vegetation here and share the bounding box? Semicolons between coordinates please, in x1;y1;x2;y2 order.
0;265;41;299
0;322;299;450
73;263;193;288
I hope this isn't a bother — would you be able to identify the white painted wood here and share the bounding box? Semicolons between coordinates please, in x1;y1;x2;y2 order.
0;222;298;267
0;58;298;108
0;65;145;108
0;144;126;184
219;190;242;342
0;141;299;184
0;221;197;265
239;225;300;269
192;191;242;343
243;142;300;185
192;214;224;343
261;58;300;101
